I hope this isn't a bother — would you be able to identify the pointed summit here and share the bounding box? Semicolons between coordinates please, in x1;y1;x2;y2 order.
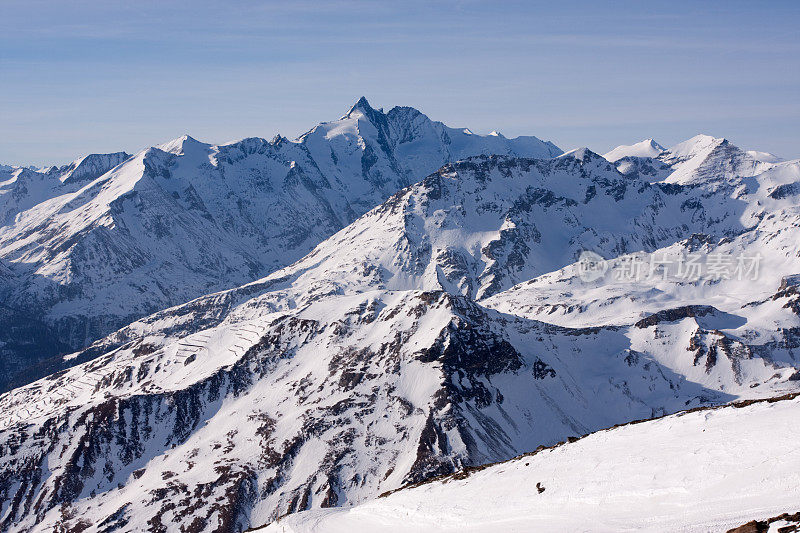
342;96;377;119
558;147;603;163
656;135;726;172
157;134;209;156
663;134;724;159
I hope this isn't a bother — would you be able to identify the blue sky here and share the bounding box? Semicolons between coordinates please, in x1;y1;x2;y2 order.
2;0;798;165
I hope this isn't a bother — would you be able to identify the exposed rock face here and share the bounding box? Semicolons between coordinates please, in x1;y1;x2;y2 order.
634;305;718;328
726;512;800;533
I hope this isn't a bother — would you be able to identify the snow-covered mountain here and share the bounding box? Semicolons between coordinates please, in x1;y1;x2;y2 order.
0;98;561;392
262;392;800;533
1;132;799;531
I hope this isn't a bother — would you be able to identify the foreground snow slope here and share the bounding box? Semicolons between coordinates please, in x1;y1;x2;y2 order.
262;393;800;533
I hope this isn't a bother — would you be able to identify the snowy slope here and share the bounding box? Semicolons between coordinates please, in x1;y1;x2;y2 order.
0;98;561;391
261;393;800;533
1;143;799;531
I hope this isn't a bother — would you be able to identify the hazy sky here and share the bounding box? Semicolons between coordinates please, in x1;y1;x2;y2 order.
2;0;799;166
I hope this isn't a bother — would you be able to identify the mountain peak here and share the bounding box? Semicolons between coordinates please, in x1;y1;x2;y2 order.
658;135;727;168
643;138;665;150
558;147;602;162
157;134;208;155
687;133;722;143
666;134;725;156
656;134;781;185
603;139;666;162
342;96;377;119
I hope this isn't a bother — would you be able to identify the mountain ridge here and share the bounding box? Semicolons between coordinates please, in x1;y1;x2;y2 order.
0;99;562;392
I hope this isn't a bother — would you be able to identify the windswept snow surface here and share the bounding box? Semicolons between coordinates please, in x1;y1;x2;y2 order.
262;394;800;533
